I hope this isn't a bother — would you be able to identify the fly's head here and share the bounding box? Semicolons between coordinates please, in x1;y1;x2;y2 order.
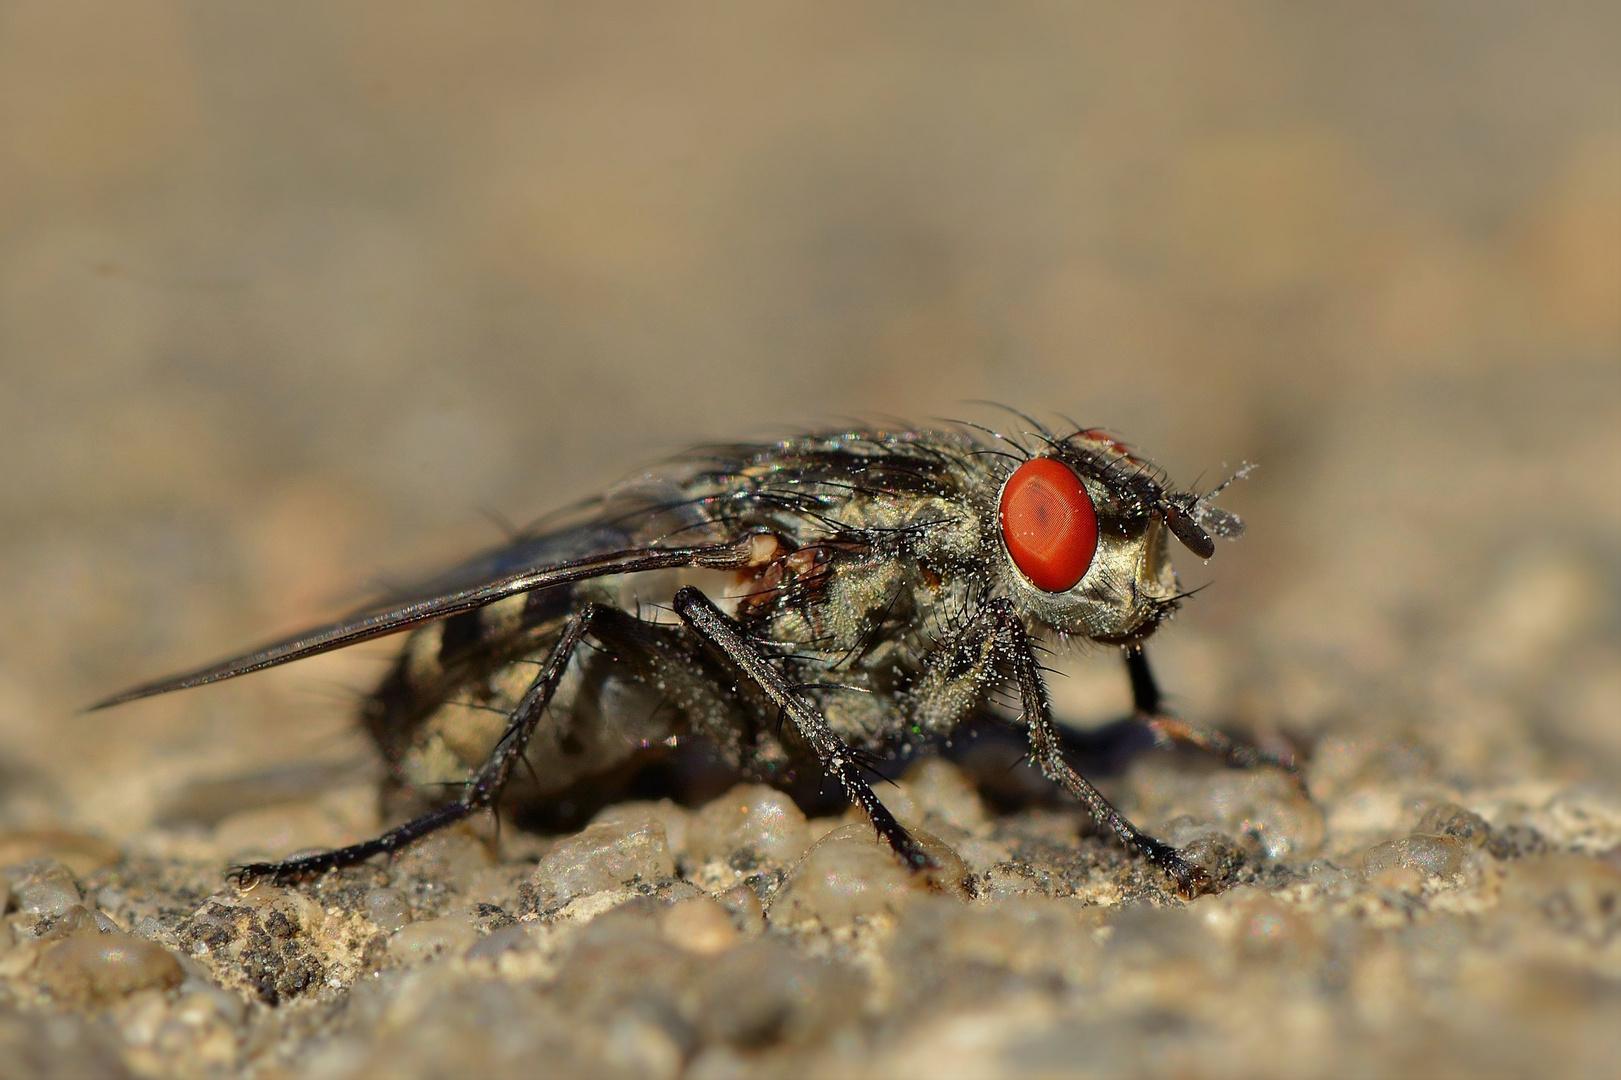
988;428;1250;643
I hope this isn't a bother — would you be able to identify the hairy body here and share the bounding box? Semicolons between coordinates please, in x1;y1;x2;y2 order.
99;419;1269;897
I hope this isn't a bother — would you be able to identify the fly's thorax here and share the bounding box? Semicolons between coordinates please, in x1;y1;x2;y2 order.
908;500;986;569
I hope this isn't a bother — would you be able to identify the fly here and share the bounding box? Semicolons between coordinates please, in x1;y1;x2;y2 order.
93;413;1288;898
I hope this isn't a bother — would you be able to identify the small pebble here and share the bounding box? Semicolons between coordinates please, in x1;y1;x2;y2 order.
464;922;535;961
37;930;184;1004
0;935;42;978
1199;770;1325;859
1416;803;1493;849
1197;886;1321;965
686;784;810;866
603;1012;684;1080
715;885;766;935
10;858;82;917
177;979;246;1026
461;866;525;908
892;895;1100;988
1365;864;1424;894
388;911;479;963
770;824;967;929
363;888;412;932
1128;761;1324;860
237;883;327;938
173;987;243;1028
592;799;691;860
549;903;699;1024
533;816;675;906
949;836;1012;875
1500;853;1621;944
690;936;864;1046
37;904;105;941
663;896;741;955
387;824;499;882
1362;833;1468;880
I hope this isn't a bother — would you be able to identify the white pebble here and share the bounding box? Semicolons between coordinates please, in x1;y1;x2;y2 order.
771;824;967;929
38;931;184;1004
363;888;412;932
533;817;675;906
388;911;478;963
662;896;741;955
591;800;691;860
11;859;82;918
687;784;810;866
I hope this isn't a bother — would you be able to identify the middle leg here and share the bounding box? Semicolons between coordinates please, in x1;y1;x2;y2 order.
671;586;934;871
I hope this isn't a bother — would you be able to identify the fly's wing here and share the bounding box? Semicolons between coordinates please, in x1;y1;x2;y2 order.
91;464;759;711
89;436;943;711
89;534;755;710
361;525;635;613
370;475;723;610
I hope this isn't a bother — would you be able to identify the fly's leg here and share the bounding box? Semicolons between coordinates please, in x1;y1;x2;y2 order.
1124;645;1305;789
671;586;935;871
982;601;1212;898
235;606;600;885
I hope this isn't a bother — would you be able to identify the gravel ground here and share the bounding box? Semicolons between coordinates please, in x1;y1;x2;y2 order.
1;4;1616;1079
2;380;1616;1079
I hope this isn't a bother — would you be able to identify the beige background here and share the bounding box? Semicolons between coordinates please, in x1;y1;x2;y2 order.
0;2;1615;841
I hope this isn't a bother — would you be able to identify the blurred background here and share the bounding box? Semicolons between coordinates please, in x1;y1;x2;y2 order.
0;1;1615;843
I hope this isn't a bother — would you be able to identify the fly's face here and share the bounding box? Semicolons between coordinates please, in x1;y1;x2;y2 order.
991;431;1240;643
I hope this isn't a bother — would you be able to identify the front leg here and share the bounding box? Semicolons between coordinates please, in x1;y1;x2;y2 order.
981;601;1213;898
671;586;934;871
1125;645;1304;787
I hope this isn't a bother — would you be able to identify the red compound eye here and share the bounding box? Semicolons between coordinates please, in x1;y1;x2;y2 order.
999;458;1099;592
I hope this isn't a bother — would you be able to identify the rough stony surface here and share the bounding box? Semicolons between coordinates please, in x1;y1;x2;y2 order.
1;4;1617;1079
3;746;1618;1079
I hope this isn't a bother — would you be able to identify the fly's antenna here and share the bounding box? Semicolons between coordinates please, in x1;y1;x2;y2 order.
1160;461;1254;556
1203;461;1257;501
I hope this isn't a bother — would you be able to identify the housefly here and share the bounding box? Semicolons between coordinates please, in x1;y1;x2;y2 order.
94;415;1277;898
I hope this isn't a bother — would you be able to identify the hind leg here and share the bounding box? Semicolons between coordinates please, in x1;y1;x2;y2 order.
236;606;603;883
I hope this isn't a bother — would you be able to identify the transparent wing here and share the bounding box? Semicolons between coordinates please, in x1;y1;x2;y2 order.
89;537;754;710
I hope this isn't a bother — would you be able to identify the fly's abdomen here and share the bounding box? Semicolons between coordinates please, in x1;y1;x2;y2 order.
364;573;698;810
